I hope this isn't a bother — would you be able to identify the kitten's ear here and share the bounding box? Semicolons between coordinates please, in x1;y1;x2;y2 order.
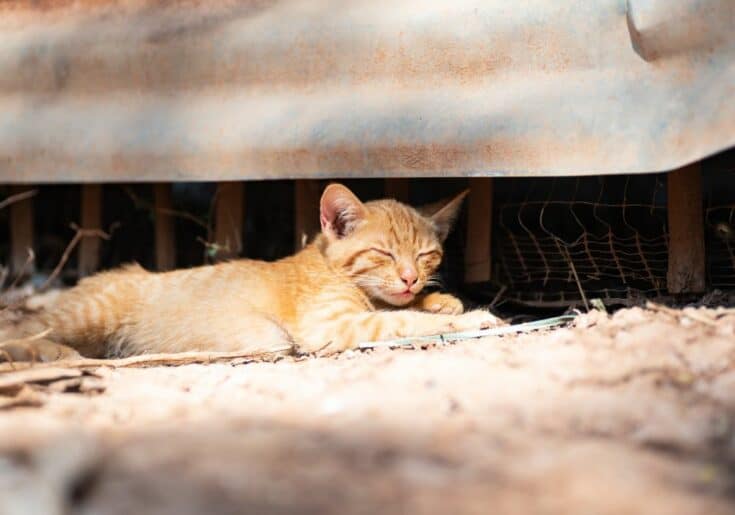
320;184;367;239
429;189;469;241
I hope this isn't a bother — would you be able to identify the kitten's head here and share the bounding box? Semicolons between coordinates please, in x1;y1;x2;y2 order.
318;183;467;306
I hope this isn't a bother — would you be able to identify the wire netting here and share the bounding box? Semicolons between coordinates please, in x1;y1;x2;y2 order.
704;164;735;291
493;174;669;307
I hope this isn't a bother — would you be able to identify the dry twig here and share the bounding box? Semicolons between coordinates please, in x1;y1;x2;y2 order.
0;189;37;211
123;185;219;262
5;249;35;291
39;223;118;291
563;246;590;311
123;185;210;231
0;190;37;293
0;347;292;374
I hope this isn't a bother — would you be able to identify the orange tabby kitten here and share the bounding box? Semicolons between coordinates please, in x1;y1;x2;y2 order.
1;184;502;360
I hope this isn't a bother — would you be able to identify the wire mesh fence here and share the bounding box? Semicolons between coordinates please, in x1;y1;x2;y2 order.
704;165;735;291
493;175;669;307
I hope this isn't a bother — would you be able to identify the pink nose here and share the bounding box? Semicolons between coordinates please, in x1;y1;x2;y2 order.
399;266;418;287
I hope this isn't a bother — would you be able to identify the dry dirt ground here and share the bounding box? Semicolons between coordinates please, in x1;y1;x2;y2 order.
1;305;735;514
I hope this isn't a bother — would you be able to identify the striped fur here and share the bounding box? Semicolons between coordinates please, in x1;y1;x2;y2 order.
5;184;501;359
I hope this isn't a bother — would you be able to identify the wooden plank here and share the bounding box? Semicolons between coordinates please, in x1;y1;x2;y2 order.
667;163;705;293
214;182;244;259
464;178;493;283
294;180;321;250
153;183;176;271
384;179;411;203
78;184;102;277
9;186;35;277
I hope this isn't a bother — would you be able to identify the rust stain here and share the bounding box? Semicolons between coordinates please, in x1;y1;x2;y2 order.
0;0;238;13
0;37;580;96
0;2;590;95
0;136;652;183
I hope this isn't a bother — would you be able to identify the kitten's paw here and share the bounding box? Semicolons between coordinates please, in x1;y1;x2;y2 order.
0;339;82;363
419;292;464;315
294;338;356;357
447;310;504;333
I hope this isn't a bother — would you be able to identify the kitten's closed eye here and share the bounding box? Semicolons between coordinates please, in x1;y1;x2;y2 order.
417;249;441;259
370;248;396;261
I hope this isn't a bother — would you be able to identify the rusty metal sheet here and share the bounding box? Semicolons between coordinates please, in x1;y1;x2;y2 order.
0;0;734;182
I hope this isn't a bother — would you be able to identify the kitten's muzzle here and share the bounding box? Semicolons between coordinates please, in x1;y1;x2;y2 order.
386;281;422;303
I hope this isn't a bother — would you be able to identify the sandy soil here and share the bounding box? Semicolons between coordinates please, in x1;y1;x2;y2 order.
1;305;734;515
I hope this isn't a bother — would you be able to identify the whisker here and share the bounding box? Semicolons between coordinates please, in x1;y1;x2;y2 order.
425;274;445;288
351;274;389;281
350;274;393;284
353;278;395;287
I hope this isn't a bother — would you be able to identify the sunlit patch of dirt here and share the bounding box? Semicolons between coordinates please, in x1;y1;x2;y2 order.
1;305;734;514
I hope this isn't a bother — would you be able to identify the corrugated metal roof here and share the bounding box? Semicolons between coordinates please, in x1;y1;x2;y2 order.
1;0;734;182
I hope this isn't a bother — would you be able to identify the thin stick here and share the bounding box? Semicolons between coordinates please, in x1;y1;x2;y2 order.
563;246;590;311
123;186;209;231
0;189;37;211
27;328;53;341
8;187;35;277
39;223;116;291
0;347;293;373
6;249;35;290
0;249;36;313
157;207;209;231
489;285;507;309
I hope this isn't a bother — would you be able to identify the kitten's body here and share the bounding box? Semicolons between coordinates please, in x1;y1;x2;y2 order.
2;185;501;360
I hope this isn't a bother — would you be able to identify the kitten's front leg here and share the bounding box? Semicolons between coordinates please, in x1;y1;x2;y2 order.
296;309;502;355
414;292;464;314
